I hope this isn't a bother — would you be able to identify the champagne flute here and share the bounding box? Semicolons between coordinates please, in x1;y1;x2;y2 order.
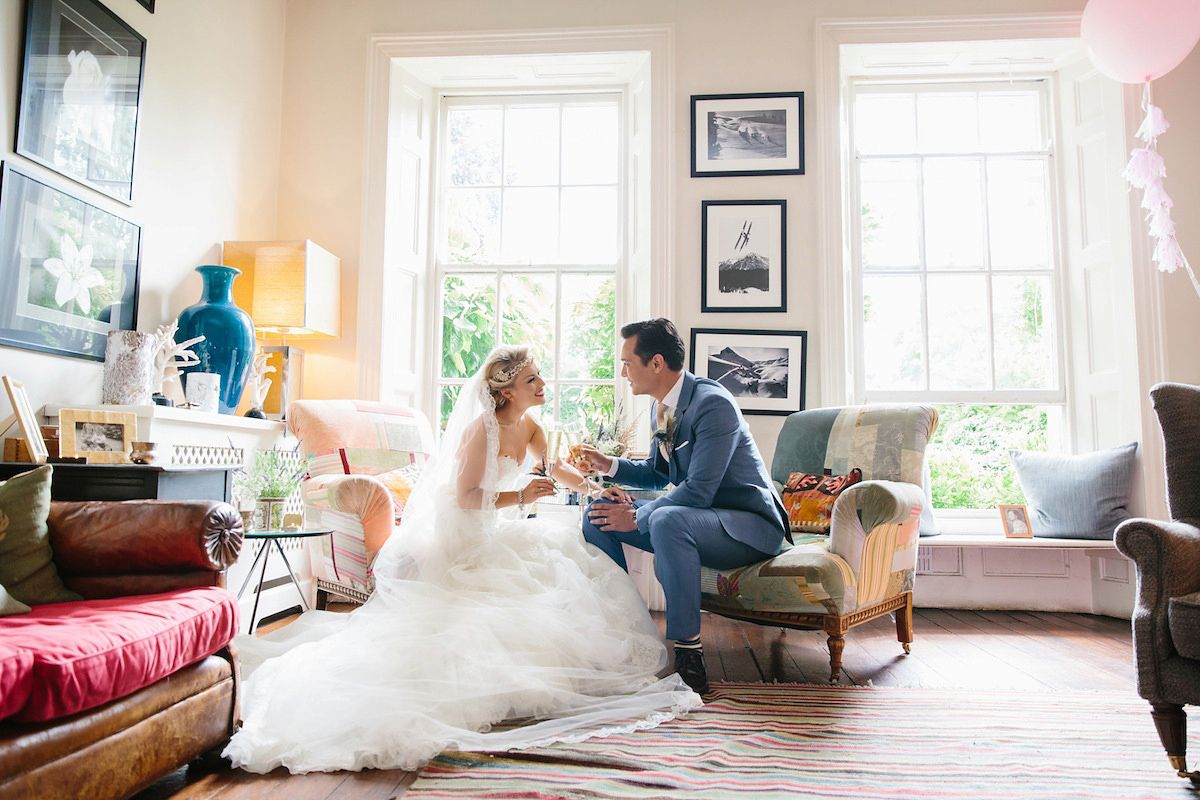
543;429;563;481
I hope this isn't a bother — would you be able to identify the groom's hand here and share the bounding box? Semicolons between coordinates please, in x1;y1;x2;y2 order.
576;444;614;475
588;502;637;532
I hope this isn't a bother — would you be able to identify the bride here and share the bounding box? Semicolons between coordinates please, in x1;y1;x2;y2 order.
223;346;702;774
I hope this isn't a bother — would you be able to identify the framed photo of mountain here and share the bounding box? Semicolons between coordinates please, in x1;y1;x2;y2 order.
689;328;807;416
701;200;786;313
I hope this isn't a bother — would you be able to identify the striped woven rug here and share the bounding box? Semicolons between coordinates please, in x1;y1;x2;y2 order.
406;682;1193;799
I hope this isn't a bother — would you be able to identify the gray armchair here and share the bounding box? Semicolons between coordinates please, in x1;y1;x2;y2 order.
1115;382;1200;785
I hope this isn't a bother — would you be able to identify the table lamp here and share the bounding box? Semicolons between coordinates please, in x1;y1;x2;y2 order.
222;240;340;418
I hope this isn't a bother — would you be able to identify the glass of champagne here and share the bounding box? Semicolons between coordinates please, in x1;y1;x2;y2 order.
543;429;563;481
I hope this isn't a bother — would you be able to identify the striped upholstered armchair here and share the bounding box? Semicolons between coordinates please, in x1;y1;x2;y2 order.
288;400;435;607
700;404;938;682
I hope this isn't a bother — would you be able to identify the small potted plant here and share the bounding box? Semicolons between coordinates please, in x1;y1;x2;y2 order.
234;448;305;531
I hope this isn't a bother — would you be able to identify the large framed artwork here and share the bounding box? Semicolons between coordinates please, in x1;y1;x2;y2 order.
0;163;141;361
701;199;786;312
689;328;807;416
690;92;804;178
16;0;146;204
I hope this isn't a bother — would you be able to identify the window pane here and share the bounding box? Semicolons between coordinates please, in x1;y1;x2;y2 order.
561;187;617;264
562;104;618;185
500;273;556;375
928;404;1060;509
448;108;501;186
439;384;463;432
928;274;990;390
560;273;615;380
557;384;616;439
446;188;499;264
988;158;1050;269
993;274;1055;390
854;93;916;155
863;275;924;390
917;92;978;153
860;159;920;268
441;274;496;378
924;158;984;269
501;188;558;263
979;92;1042;152
504;106;559;185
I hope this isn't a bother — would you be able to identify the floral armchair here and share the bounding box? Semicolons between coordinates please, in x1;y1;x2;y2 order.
700;404;938;682
288;400;435;607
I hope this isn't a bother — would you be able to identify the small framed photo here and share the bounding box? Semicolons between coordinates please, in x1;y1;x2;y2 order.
16;0;147;204
999;504;1033;538
0;163;141;361
702;200;786;313
59;408;137;463
691;92;804;178
689;329;807;416
2;376;49;464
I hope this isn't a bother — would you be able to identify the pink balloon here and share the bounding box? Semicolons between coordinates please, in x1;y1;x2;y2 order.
1082;0;1200;83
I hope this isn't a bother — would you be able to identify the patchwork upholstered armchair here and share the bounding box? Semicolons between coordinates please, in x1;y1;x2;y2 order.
700;404;938;681
288;400;435;607
1115;382;1200;785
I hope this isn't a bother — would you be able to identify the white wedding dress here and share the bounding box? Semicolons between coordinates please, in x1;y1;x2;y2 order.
223;373;700;775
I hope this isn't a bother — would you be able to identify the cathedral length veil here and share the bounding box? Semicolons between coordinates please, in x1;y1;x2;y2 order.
224;369;701;775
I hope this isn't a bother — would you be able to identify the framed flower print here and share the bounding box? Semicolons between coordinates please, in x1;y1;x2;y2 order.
0;163;141;361
16;0;147;204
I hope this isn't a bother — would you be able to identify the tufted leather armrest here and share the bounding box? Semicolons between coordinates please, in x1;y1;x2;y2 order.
46;501;244;599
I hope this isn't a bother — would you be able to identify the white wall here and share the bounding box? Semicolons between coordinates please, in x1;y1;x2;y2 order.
0;0;287;414
276;0;1200;470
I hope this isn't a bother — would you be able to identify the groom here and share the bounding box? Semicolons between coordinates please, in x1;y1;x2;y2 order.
578;318;788;694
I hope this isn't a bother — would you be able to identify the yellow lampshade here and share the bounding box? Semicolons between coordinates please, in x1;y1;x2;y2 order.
223;240;340;338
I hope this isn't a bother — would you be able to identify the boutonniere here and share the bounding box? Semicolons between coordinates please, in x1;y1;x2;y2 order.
654;409;677;460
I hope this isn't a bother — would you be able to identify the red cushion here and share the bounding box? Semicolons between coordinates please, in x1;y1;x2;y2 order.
0;587;238;722
0;644;33;721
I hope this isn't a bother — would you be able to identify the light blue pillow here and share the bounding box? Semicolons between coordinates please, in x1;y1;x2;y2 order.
1008;443;1138;540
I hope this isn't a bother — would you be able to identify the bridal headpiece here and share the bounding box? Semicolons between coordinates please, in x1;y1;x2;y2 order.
492;356;533;385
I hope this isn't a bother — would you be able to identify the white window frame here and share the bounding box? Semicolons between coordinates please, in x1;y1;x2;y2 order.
432;92;627;428
847;79;1067;408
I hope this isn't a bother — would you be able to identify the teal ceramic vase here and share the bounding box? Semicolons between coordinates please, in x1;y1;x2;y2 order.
175;265;256;414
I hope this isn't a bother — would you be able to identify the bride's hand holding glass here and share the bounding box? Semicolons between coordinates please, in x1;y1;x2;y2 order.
521;476;557;504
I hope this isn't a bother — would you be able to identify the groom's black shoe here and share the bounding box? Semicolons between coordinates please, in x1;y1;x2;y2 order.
674;646;710;694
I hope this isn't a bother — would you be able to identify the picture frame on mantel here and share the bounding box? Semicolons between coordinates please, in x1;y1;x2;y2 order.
690;92;804;177
16;0;147;204
0;163;142;362
701;199;787;313
689;328;807;416
2;376;49;464
59;408;137;464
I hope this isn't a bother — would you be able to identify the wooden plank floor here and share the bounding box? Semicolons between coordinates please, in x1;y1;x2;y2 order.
134;607;1137;800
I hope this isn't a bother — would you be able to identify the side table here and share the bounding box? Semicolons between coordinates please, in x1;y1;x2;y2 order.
238;528;333;634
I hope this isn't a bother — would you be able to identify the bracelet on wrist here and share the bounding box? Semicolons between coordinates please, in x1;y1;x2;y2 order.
517;488;525;509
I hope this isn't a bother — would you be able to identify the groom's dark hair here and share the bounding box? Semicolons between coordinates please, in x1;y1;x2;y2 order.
621;318;685;371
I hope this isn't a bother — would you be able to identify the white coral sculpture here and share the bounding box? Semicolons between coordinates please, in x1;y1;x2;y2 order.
151;320;205;396
247;347;275;409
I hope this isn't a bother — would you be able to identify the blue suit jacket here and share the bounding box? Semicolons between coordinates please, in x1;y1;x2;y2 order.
613;372;789;556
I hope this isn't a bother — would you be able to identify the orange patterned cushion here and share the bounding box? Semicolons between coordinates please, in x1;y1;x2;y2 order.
781;468;863;533
375;464;422;523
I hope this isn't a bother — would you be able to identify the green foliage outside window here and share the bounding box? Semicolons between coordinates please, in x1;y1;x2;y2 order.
928;404;1047;509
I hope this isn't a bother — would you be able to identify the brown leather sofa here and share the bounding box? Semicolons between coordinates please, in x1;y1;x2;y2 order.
0;500;244;800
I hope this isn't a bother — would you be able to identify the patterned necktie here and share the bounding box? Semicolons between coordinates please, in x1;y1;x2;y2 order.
656;403;672;462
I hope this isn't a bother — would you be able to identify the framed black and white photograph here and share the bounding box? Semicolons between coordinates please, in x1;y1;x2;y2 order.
690;92;804;178
16;0;146;204
702;200;786;312
59;408;136;463
689;329;807;416
2;376;49;464
0;163;141;362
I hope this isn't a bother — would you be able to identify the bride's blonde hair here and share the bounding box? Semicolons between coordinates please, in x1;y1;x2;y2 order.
482;346;533;409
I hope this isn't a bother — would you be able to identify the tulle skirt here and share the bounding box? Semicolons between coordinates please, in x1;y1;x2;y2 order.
222;514;701;774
